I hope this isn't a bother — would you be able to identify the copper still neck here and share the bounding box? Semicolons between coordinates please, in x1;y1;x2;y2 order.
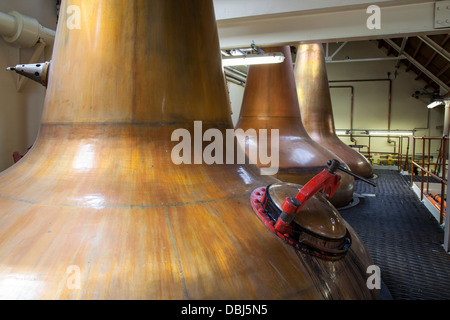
295;43;374;179
43;0;231;126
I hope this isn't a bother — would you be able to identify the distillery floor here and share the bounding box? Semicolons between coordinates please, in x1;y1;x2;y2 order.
340;169;450;300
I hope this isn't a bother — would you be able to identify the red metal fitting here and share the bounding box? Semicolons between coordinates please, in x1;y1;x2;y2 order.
13;152;23;163
281;197;299;215
274;219;293;236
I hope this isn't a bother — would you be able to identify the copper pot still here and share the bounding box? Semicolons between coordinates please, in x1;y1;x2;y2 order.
294;43;374;179
235;46;355;208
0;0;378;300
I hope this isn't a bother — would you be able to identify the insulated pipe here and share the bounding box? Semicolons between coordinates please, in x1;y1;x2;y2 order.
0;12;17;37
0;11;55;47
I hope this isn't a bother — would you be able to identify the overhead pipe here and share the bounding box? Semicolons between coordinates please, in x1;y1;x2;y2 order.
0;11;55;48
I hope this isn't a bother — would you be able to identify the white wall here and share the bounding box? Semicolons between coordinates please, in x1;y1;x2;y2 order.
327;40;442;159
0;0;56;172
228;82;245;126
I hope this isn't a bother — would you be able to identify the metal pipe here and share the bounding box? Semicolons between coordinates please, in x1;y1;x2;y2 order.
411;136;416;188
421;136;426;201
441;140;448;225
0;12;17;37
224;68;247;83
445;137;450;252
329;78;393;148
326;56;406;63
225;75;245;87
0;11;55;48
330;86;354;142
444;101;450;137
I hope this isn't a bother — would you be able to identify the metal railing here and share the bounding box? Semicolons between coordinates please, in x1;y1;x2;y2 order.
338;134;411;172
411;136;448;224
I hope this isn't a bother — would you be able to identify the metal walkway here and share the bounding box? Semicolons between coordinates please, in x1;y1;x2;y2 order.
340;169;450;300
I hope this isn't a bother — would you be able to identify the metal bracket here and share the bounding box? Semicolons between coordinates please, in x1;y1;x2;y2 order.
435;1;450;29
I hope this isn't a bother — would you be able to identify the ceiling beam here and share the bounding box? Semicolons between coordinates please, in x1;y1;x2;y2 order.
384;38;450;93
417;35;450;62
216;1;448;49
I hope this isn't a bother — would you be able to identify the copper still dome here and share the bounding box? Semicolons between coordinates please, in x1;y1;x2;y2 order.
0;0;378;300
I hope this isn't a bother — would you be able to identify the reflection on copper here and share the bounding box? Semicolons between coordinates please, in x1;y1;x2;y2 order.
294;43;374;179
0;1;377;300
235;46;354;208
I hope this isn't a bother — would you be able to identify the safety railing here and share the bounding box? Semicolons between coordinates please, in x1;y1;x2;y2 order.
337;134;411;172
411;136;448;224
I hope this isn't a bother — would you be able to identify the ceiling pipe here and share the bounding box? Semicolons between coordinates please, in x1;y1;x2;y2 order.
0;11;55;48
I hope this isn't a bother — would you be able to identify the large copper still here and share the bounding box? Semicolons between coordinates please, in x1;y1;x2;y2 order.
0;0;378;300
294;43;374;179
235;46;355;208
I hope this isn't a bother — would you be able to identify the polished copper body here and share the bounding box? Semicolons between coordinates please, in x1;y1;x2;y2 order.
294;44;374;179
236;46;354;208
0;1;377;299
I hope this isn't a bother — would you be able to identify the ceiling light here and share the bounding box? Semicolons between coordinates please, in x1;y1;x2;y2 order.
369;131;414;136
427;100;445;109
222;52;285;67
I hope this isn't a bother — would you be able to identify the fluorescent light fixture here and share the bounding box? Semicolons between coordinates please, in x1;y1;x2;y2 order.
336;131;347;135
428;100;445;109
222;53;285;67
369;131;414;136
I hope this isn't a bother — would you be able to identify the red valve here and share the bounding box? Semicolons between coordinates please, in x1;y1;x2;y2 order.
250;159;360;259
273;164;341;236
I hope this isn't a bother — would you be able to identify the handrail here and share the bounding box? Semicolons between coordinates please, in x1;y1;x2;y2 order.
411;136;448;224
337;134;410;171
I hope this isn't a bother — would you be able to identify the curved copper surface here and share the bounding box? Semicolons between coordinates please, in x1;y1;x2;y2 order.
294;44;374;179
0;1;377;299
236;46;354;208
